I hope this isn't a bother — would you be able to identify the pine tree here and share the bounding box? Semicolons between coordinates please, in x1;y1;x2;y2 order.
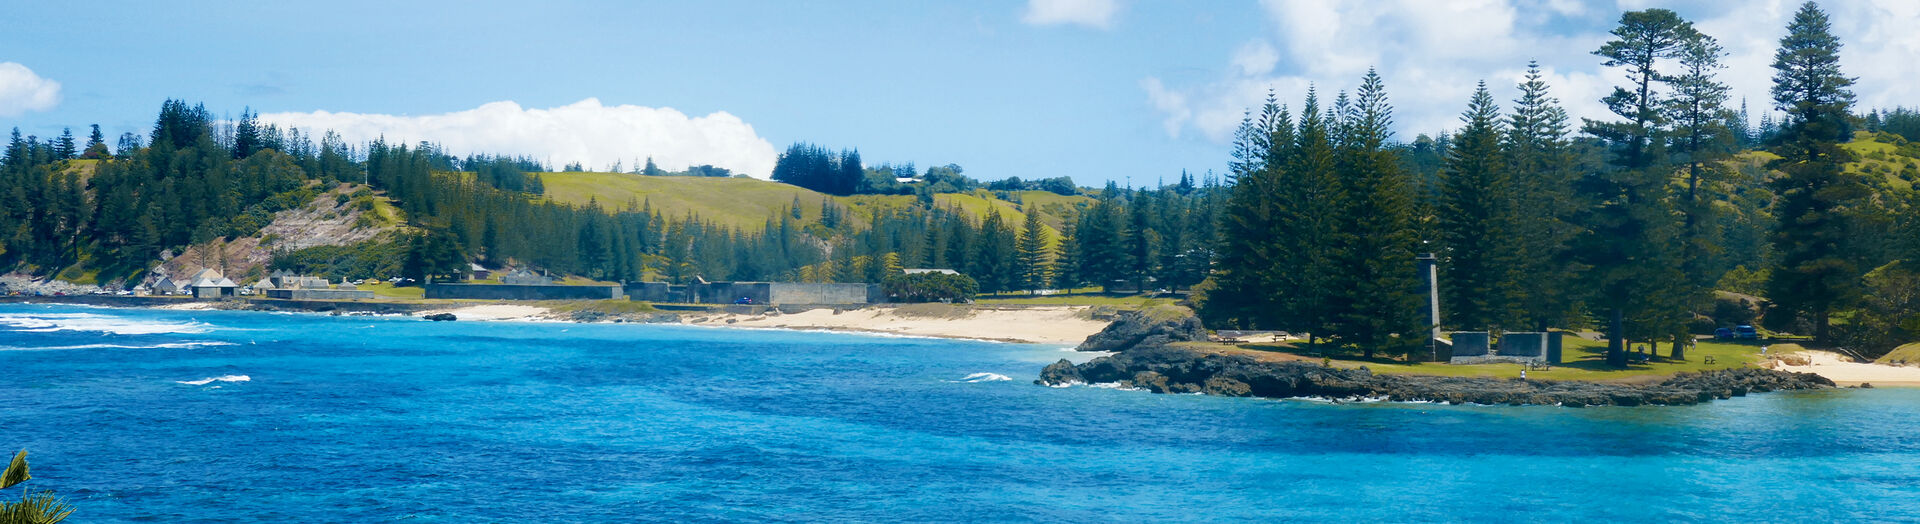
1664;31;1736;359
1766;1;1862;343
232;109;260;159
1276;88;1348;347
1052;214;1082;290
1329;70;1425;358
1014;209;1052;293
1438;82;1525;333
52;128;75;160
1578;8;1697;366
974;209;1017;294
1506;61;1581;332
1208;92;1293;328
1123;191;1155;291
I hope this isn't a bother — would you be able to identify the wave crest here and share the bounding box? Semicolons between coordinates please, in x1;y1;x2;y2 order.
177;375;250;386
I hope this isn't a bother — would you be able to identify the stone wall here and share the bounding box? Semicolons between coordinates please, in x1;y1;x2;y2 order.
265;289;375;301
424;284;624;300
624;282;674;302
684;282;876;305
768;283;875;305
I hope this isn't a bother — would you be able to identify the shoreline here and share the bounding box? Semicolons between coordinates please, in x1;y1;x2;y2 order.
15;296;1920;386
0;296;1106;346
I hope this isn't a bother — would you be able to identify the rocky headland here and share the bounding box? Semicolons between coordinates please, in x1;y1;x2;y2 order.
1044;310;1835;406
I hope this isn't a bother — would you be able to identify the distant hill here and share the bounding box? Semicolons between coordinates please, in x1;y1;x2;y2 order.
535;172;1092;243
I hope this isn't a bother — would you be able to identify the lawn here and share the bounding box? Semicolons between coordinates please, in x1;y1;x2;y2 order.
1202;335;1777;382
359;281;425;299
974;292;1174;308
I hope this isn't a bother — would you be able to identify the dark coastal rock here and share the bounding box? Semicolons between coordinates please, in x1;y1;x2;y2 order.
424;313;457;321
1075;308;1208;352
1036;346;1835;407
1038;359;1083;385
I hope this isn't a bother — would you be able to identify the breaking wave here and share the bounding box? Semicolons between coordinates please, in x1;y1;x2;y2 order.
177;375;251;386
0;313;211;335
951;372;1012;383
0;341;236;351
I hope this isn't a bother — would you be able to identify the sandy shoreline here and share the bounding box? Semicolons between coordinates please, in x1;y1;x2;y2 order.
407;303;1107;345
1770;350;1920;387
684;306;1108;345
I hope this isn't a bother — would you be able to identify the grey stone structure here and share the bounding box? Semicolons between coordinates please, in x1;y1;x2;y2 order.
1448;332;1491;358
623;282;673;302
1450;331;1563;365
266;289;375;300
424;283;624;300
688;282;877;305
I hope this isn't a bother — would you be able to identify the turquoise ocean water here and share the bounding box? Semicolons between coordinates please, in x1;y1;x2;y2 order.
3;303;1919;522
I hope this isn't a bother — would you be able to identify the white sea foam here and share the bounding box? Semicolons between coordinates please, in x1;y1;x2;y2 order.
951;372;1012;383
0;341;236;351
176;375;250;386
0;312;211;335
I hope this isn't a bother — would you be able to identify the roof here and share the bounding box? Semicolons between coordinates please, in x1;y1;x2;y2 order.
191;277;237;288
186;268;223;282
903;268;960;275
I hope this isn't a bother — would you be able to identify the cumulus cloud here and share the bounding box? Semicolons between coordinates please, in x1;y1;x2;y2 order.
0;62;61;117
1021;0;1120;29
1145;0;1920;145
257;98;779;178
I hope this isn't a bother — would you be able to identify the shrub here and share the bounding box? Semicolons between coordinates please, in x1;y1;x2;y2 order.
883;272;978;303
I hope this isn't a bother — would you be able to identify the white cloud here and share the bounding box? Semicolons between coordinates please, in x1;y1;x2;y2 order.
258;98;780;178
1021;0;1120;29
1231;40;1281;77
1146;0;1920;144
0;62;61;117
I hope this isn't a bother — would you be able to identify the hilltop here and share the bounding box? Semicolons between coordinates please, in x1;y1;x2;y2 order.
536;171;1089;242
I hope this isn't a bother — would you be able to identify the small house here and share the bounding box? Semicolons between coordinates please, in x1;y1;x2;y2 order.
190;277;238;299
468;263;492;281
152;278;181;295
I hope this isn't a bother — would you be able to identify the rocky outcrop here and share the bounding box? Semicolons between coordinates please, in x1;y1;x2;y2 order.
424;313;457;321
1036;346;1835;407
1075;308;1208;352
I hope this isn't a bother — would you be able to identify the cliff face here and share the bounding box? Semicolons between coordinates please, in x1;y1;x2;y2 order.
1040;344;1836;407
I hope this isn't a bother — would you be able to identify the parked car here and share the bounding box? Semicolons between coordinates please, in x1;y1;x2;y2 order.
1734;325;1759;340
1714;327;1734;340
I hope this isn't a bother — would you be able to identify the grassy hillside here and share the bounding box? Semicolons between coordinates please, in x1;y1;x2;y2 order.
536;173;1093;245
1842;131;1920;191
539;172;838;230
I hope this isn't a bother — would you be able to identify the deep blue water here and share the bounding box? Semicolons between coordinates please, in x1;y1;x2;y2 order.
3;303;1920;522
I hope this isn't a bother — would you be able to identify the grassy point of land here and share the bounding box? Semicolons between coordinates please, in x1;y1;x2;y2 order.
973;292;1174;309
1192;335;1780;382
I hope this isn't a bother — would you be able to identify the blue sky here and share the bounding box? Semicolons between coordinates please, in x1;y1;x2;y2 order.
3;1;1917;184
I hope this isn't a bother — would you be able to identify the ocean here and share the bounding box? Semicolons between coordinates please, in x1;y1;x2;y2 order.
2;303;1918;522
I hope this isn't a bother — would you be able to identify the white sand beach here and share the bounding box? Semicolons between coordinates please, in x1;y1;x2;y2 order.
687;305;1108;345
1770;349;1920;387
416;304;556;322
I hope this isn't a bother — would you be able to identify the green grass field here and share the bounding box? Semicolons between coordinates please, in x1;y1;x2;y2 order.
973;292;1173;308
359;281;425;299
